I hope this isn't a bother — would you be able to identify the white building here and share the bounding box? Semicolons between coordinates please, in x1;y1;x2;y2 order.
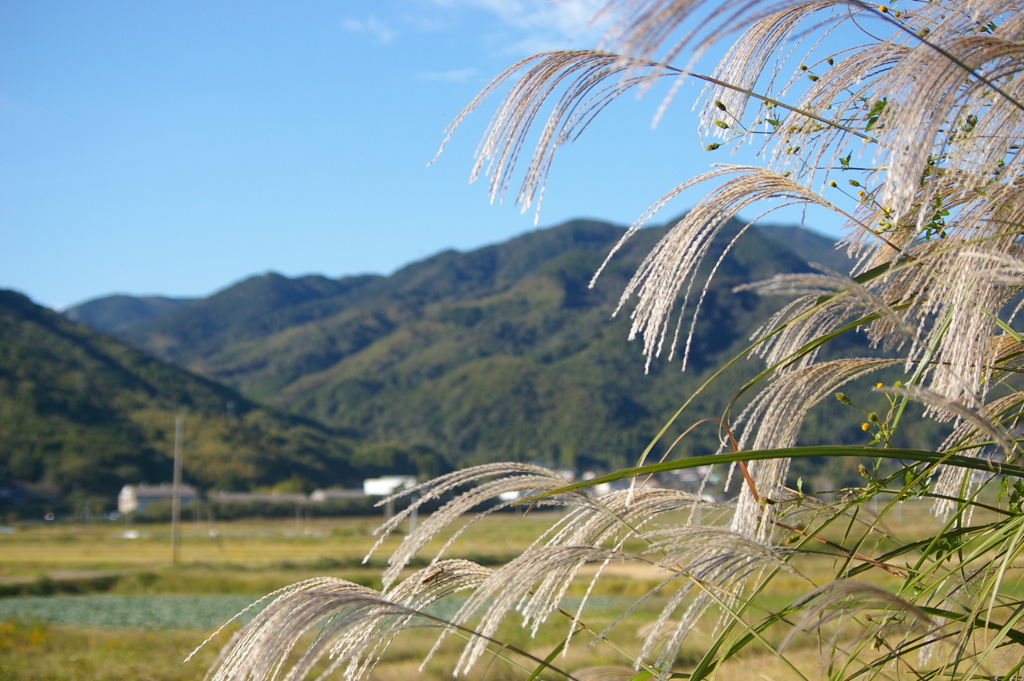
362;476;417;497
118;483;198;515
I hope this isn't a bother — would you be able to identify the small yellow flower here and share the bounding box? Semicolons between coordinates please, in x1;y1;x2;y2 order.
876;382;884;389
862;422;871;431
859;190;866;197
878;5;888;13
829;180;837;187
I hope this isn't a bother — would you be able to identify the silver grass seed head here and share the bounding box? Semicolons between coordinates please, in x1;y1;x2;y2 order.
384;559;493;607
643;525;795;574
884;385;1015;458
726;358;899;540
363;462;574;575
613;166;838;371
378;471;576;589
573;666;639;681
202;579;419;681
931;390;1024;519
613;525;802;676
780;580;933;652
445;545;646;676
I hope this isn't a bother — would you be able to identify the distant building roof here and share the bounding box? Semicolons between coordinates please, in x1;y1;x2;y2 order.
309;489;365;502
208;491;308;504
122;483;198;500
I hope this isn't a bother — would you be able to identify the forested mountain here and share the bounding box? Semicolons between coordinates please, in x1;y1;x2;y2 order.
758;225;854;273
65;219;887;473
63;294;196;335
0;290;446;505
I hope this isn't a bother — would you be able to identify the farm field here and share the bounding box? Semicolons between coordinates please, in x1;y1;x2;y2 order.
0;501;983;681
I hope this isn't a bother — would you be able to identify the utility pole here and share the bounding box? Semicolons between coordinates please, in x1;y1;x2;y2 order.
170;415;183;565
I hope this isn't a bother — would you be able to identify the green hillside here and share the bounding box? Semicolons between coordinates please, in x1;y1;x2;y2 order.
87;219;881;471
0;291;442;508
756;224;854;274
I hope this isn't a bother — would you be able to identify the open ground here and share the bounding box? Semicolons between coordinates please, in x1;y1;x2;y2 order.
4;499;1007;681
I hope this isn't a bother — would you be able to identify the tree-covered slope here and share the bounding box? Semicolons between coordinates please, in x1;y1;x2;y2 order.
755;224;854;274
97;219;869;470
0;290;405;501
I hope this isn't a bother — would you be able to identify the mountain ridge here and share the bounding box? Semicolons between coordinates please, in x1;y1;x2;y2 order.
63;218;857;470
63;295;197;336
17;217;942;506
65;221;849;334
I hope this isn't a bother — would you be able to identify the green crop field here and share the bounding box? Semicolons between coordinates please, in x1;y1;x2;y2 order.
0;503;956;681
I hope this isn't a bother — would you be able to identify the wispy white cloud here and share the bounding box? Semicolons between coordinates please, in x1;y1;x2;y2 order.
341;16;398;44
416;68;480;83
430;0;609;53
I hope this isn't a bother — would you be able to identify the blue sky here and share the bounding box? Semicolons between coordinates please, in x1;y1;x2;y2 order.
1;0;840;310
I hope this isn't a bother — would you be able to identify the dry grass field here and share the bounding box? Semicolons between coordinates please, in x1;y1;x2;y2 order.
0;500;985;681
